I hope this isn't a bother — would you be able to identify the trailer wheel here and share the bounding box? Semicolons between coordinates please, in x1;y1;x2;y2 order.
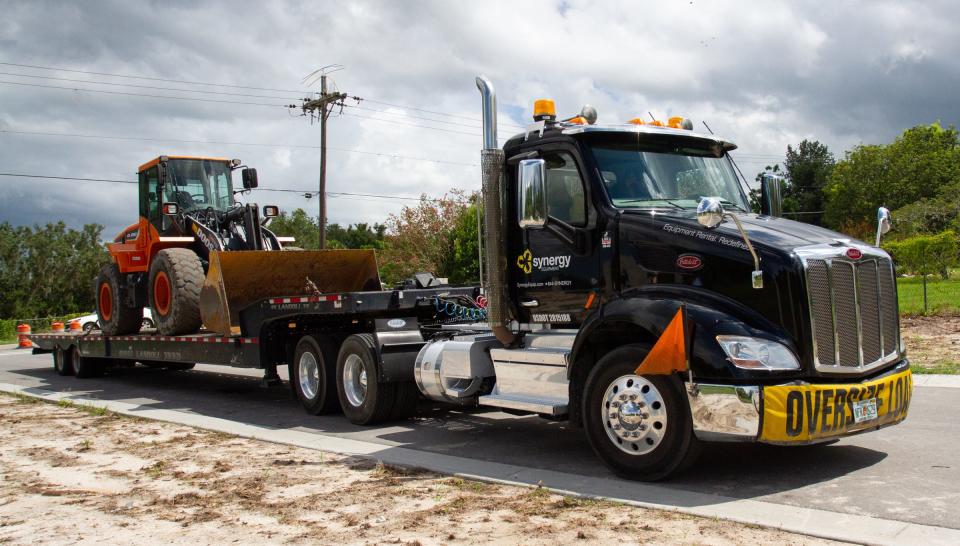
582;345;701;481
96;263;142;336
336;334;395;425
149;248;203;336
53;347;74;376
291;335;340;415
72;347;105;379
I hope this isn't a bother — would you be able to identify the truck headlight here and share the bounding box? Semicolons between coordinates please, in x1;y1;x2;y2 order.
716;336;800;370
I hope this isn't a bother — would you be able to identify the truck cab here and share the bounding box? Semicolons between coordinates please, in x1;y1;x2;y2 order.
426;77;913;480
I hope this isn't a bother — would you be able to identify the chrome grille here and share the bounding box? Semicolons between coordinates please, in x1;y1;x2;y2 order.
803;249;900;374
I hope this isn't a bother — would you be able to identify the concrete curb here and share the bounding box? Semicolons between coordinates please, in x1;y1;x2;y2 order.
2;382;958;545
911;374;960;388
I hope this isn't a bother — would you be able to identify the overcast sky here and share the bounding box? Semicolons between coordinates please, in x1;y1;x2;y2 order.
1;0;958;237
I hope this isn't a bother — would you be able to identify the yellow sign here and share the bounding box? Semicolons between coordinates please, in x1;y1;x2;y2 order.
516;249;532;274
760;368;912;443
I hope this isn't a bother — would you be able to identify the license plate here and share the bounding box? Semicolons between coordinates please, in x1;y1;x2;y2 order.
852;398;878;423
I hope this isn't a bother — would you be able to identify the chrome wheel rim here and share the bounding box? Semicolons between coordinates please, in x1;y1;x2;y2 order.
342;354;367;408
602;375;668;456
298;351;320;400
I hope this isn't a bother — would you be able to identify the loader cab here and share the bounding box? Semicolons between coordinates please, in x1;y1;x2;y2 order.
138;156;237;234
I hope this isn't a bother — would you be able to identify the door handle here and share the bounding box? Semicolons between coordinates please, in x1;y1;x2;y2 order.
520;299;539;308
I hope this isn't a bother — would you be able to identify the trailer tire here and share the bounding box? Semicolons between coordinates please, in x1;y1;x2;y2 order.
149;248;203;336
291;335;340;415
96;263;142;336
53;347;74;376
336;333;395;425
73;347;105;379
582;345;701;481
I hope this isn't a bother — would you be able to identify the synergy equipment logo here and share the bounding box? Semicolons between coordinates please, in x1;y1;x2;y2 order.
517;249;533;274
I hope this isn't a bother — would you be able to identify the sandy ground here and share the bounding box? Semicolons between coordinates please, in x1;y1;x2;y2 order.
901;315;960;373
0;394;842;546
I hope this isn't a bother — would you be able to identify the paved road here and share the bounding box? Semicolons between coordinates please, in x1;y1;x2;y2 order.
2;348;958;530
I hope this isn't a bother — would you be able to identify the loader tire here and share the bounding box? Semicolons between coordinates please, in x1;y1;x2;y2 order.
149;248;203;336
96;262;142;336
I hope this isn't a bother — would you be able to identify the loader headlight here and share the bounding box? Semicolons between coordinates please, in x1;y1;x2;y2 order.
716;336;799;370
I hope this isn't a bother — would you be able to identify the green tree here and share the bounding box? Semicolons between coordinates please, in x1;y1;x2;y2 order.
824;123;960;239
748;140;834;225
378;191;479;286
0;221;109;318
267;208;319;249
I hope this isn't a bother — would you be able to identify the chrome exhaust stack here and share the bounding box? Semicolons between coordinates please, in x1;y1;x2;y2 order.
476;75;517;346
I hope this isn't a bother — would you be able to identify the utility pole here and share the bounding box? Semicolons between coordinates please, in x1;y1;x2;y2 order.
301;69;347;249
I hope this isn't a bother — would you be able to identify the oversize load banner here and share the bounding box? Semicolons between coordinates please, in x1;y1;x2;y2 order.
761;368;912;443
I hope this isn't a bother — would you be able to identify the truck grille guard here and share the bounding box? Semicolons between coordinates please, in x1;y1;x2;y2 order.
796;244;901;374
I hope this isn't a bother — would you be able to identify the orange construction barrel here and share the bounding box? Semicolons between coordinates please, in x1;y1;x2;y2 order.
51;322;65;333
17;324;32;349
68;320;82;332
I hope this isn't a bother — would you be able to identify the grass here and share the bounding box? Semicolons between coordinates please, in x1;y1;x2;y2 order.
897;275;960;315
911;361;960;375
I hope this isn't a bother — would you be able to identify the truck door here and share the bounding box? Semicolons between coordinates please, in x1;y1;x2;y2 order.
512;148;599;326
138;166;164;233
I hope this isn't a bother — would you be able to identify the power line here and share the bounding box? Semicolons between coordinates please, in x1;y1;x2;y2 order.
0;173;136;184
0;80;292;108
0;172;472;203
0;129;479;167
0;61;520;129
341;110;509;140
0;70;303;101
0;61;307;94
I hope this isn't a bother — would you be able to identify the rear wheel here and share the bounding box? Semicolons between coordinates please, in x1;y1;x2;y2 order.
582;345;701;481
149;248;203;335
53;347;74;376
291;335;340;415
96;263;141;335
72;347;105;379
336;334;395;425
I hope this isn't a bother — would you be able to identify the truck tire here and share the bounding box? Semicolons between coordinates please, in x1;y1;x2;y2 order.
73;347;105;379
149;248;203;336
336;333;396;425
582;345;701;481
53;346;74;376
291;335;340;415
96;262;142;336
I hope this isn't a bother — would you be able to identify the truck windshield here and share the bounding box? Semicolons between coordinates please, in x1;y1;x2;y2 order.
589;142;748;211
165;159;235;212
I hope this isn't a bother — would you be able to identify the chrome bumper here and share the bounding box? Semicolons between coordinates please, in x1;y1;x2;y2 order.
685;383;761;442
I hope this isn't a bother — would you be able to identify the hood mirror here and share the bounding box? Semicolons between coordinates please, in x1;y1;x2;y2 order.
697;197;724;229
875;207;891;247
241;168;258;189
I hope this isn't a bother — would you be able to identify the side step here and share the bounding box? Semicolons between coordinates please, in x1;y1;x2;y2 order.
479;335;572;417
478;393;567;416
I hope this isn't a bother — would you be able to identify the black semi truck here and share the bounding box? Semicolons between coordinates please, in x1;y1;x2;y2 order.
31;76;913;480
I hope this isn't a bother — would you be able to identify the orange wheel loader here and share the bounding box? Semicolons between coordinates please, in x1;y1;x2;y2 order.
97;155;380;337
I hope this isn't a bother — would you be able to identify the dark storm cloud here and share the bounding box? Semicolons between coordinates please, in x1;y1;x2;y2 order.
2;0;959;236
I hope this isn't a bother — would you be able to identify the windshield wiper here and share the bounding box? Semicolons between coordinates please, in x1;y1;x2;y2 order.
618;199;686;210
716;198;748;213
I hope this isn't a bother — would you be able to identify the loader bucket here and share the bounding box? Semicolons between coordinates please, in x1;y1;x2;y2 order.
199;250;382;335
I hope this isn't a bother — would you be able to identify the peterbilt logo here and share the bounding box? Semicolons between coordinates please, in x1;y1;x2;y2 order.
845;248;863;260
676;254;703;270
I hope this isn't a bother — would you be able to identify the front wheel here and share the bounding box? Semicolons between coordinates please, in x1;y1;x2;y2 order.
582;345;701;481
149;248;203;336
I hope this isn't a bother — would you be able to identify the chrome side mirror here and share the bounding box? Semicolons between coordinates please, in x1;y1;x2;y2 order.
876;207;891;247
698;197;763;289
518;159;547;228
697;197;724;229
760;173;783;217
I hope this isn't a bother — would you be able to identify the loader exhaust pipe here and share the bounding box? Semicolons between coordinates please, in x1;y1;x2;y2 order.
476;76;517;346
